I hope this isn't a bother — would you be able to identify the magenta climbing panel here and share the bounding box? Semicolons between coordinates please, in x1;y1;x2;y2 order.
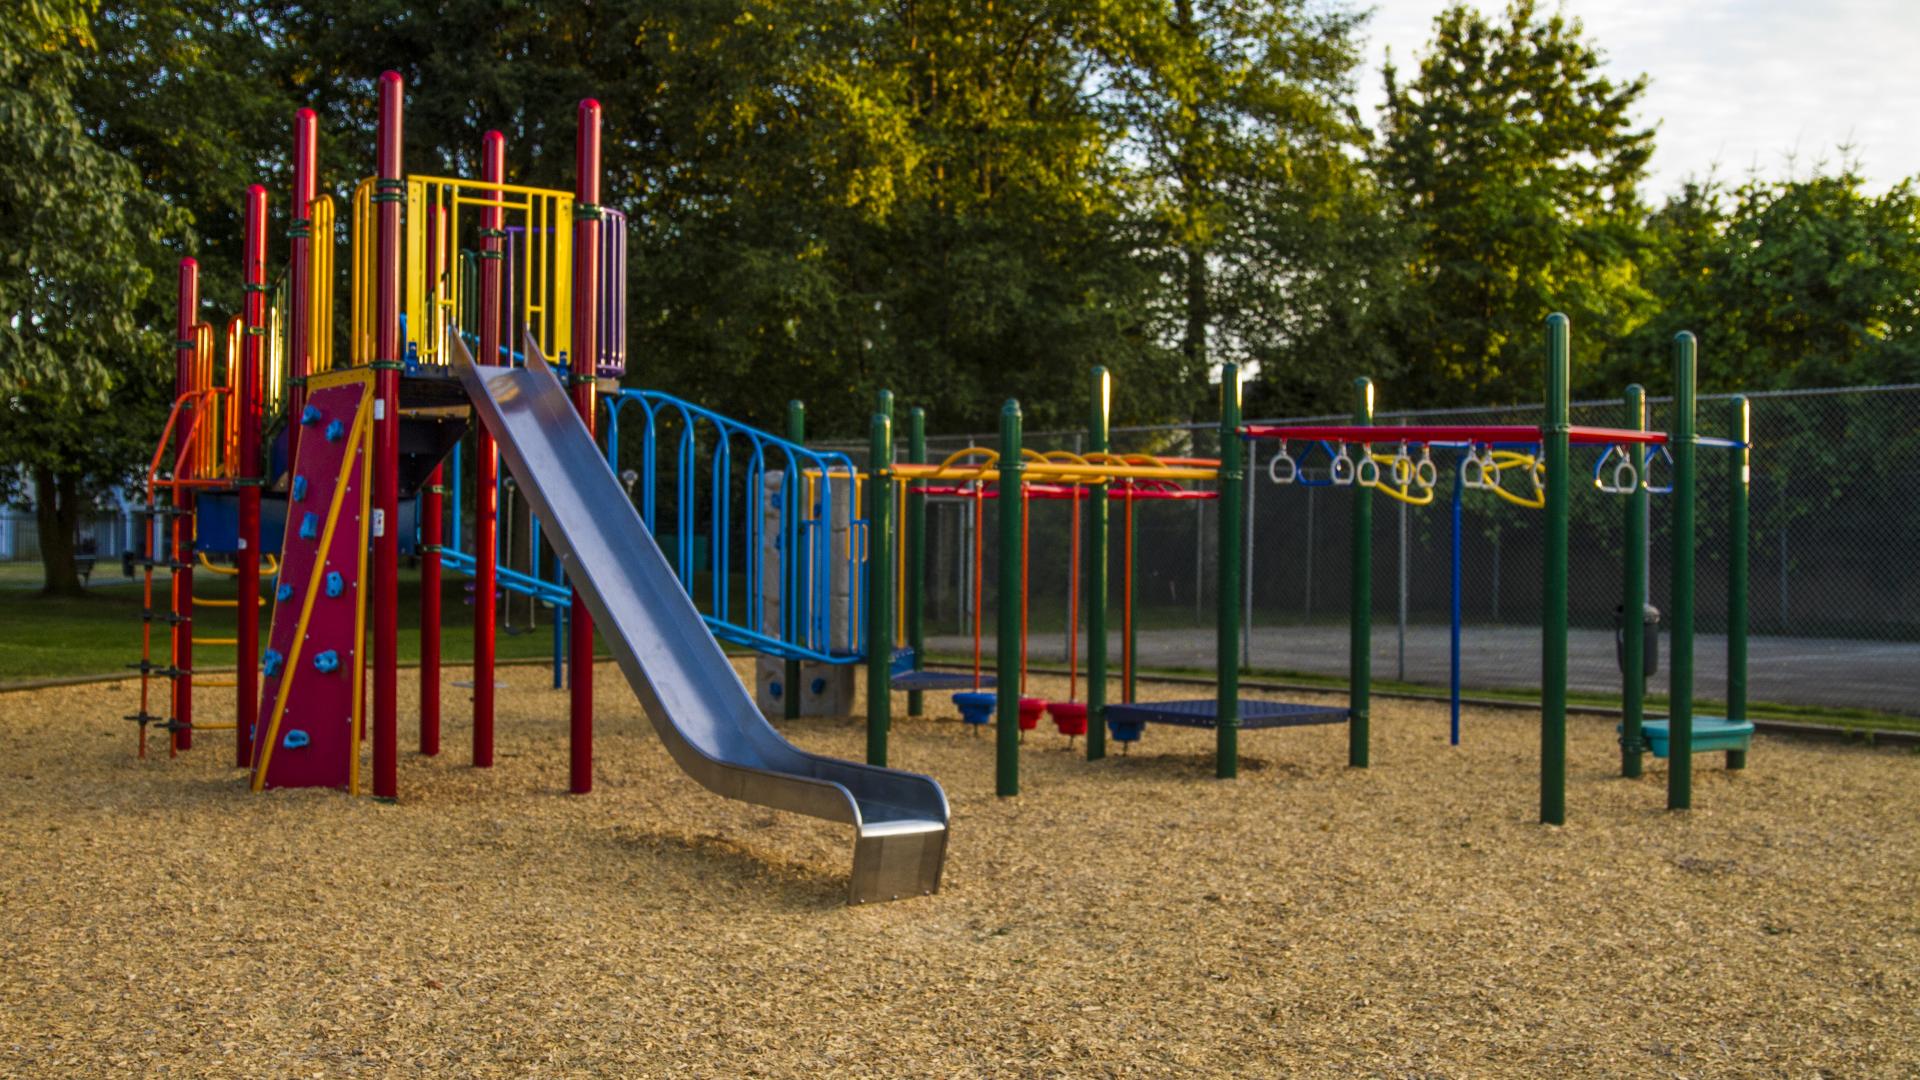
251;373;372;791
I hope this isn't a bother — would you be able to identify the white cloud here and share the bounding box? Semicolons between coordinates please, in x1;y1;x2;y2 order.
1356;0;1920;195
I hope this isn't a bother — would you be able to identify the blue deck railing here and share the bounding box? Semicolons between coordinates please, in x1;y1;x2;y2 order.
604;390;866;665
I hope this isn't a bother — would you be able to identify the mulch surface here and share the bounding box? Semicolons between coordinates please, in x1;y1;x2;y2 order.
2;663;1915;1077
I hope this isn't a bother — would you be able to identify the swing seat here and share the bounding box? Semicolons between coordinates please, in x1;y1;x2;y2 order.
1018;697;1045;732
952;692;994;727
1632;716;1754;759
1046;701;1088;737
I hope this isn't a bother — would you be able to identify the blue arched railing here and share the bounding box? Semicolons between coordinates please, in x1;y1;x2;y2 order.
604;389;866;664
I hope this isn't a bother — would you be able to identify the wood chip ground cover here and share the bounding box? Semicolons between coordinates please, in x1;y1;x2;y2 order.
1;664;1914;1077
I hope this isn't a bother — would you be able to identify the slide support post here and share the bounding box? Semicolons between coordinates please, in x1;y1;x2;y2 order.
472;130;504;768
567;98;603;795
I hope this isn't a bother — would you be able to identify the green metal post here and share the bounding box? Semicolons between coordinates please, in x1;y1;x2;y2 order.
866;410;894;766
996;401;1024;797
1348;377;1373;768
1542;314;1571;826
906;408;927;718
1621;385;1648;779
1669;332;1698;810
1216;365;1244;779
1727;395;1750;770
784;400;804;722
1086;368;1110;761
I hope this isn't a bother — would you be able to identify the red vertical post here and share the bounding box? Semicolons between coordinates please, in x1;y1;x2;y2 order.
172;259;198;751
568;100;602;795
287;108;317;470
473;131;504;768
238;185;267;768
373;71;403;799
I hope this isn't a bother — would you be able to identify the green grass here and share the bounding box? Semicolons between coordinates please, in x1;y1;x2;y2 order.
0;560;564;683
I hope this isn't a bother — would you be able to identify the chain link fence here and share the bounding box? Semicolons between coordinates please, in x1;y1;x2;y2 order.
832;384;1920;717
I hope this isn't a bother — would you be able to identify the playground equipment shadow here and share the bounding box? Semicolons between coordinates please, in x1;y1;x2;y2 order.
3;661;1916;1076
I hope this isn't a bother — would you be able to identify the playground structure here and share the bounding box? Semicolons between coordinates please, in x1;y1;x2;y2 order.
128;76;949;904
125;71;1761;906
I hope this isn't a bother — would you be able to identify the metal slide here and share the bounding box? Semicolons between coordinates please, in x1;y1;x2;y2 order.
451;331;948;904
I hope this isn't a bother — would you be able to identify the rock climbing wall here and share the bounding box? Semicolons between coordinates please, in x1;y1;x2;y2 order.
250;372;372;791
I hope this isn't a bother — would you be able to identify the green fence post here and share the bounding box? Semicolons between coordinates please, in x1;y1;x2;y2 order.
1621;384;1648;779
866;409;894;767
784;400;805;722
1542;314;1571;826
1217;364;1244;779
1726;394;1749;770
1349;376;1373;768
1669;332;1697;810
1086;367;1110;761
997;400;1024;797
906;407;927;718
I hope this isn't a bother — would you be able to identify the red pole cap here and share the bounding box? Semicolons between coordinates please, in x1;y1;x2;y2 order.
377;72;404;178
576;99;601;204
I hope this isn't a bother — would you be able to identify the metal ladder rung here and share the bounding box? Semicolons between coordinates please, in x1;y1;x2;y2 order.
195;678;238;688
192;636;238;646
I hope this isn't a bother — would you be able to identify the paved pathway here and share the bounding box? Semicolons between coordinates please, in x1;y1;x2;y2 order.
928;625;1920;715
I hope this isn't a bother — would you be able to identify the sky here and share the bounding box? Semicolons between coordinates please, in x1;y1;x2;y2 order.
1356;0;1920;198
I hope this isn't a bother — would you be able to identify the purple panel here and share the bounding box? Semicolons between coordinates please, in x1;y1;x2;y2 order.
252;378;370;790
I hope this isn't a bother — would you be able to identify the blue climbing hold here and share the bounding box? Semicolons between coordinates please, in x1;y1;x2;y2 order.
282;729;310;749
291;475;308;501
298;511;319;540
325;571;344;597
325;419;346;442
300;404;322;426
811;677;828;696
313;650;340;673
275;583;292;603
262;649;284;677
768;680;784;700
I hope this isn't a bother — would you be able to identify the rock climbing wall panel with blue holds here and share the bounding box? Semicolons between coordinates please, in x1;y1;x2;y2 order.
251;369;374;793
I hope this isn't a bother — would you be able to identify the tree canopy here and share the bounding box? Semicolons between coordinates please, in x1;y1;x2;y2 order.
6;0;1920;589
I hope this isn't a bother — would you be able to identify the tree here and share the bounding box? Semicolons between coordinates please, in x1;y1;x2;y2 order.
1;1;181;594
1376;0;1654;406
1631;166;1920;393
1102;0;1393;416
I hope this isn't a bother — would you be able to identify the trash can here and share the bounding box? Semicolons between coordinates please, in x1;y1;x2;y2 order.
1614;603;1660;679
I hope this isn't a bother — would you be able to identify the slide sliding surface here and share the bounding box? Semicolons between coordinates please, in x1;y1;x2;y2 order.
451;331;948;904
